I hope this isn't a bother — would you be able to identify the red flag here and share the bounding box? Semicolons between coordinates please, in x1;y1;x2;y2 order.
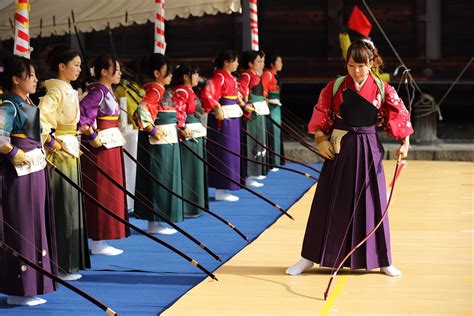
347;5;372;37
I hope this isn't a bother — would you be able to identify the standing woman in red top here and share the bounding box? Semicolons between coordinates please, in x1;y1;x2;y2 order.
201;50;244;202
79;54;130;256
287;40;413;277
261;53;284;171
238;50;269;188
133;53;182;235
172;64;208;217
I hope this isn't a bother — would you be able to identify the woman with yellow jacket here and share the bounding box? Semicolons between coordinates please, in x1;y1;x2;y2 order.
38;45;90;281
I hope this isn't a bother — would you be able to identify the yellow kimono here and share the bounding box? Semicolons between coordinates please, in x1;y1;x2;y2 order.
39;79;81;143
38;78;90;274
114;80;144;128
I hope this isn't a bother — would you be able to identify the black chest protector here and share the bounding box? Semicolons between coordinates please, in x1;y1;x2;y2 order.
339;89;378;127
13;100;42;141
251;80;264;97
161;90;174;110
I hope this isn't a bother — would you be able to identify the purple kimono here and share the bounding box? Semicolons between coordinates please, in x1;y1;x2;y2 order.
0;93;58;296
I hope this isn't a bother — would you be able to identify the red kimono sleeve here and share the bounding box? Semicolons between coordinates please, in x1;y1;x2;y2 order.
172;90;188;128
261;71;272;97
201;75;223;113
79;87;102;127
381;83;414;140
237;73;251;102
238;73;255;121
134;88;160;129
307;81;335;135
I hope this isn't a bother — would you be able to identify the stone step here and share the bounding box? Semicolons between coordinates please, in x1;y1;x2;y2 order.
283;141;474;162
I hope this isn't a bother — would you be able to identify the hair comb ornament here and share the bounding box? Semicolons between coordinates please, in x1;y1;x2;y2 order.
361;38;375;50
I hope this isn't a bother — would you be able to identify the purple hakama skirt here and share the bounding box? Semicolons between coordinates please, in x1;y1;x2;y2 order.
0;137;58;296
206;113;241;191
301;119;392;270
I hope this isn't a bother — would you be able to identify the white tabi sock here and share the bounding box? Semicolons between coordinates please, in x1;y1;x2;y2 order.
245;177;264;187
270;168;279;172
58;271;82;281
215;189;239;202
380;265;402;277
91;240;124;256
7;295;47;306
255;175;267;180
184;212;202;218
146;221;177;235
286;257;314;275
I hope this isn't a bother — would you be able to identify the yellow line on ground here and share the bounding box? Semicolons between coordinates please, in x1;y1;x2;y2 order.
318;274;349;316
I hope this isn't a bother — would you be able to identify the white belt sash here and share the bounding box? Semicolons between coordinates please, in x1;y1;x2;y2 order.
148;123;178;145
56;135;80;158
14;148;46;176
98;127;127;149
221;104;243;119
185;122;207;139
329;129;348;154
252;101;270;115
268;99;282;106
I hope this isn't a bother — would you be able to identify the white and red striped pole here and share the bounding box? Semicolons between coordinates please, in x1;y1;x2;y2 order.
13;0;31;58
154;0;166;54
249;0;259;51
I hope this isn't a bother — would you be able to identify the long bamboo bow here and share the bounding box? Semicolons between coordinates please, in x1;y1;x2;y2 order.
0;239;116;315
205;135;318;181
267;115;323;158
180;139;295;220
122;148;249;242
46;159;218;281
116;106;249;242
324;155;406;300
239;126;321;174
79;143;223;261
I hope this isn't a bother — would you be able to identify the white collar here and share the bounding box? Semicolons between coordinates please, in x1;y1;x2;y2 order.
353;76;369;92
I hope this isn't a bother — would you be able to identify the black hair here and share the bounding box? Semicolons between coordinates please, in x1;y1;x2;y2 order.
240;50;265;70
140;53;170;80
45;44;80;75
92;54;120;80
214;50;239;69
170;64;200;87
346;40;383;68
264;52;282;69
1;54;35;92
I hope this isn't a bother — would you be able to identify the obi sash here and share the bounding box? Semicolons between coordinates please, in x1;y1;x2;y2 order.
56;124;80;158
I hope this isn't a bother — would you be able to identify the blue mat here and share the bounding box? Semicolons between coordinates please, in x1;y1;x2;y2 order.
0;163;320;315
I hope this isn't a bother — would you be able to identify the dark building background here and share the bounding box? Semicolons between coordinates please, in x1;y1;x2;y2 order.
2;0;473;141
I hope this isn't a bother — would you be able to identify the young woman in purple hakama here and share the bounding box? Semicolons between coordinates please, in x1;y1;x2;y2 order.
0;55;58;306
287;40;414;277
201;51;246;202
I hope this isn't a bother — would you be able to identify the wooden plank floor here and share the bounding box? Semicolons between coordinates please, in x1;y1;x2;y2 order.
163;161;473;316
